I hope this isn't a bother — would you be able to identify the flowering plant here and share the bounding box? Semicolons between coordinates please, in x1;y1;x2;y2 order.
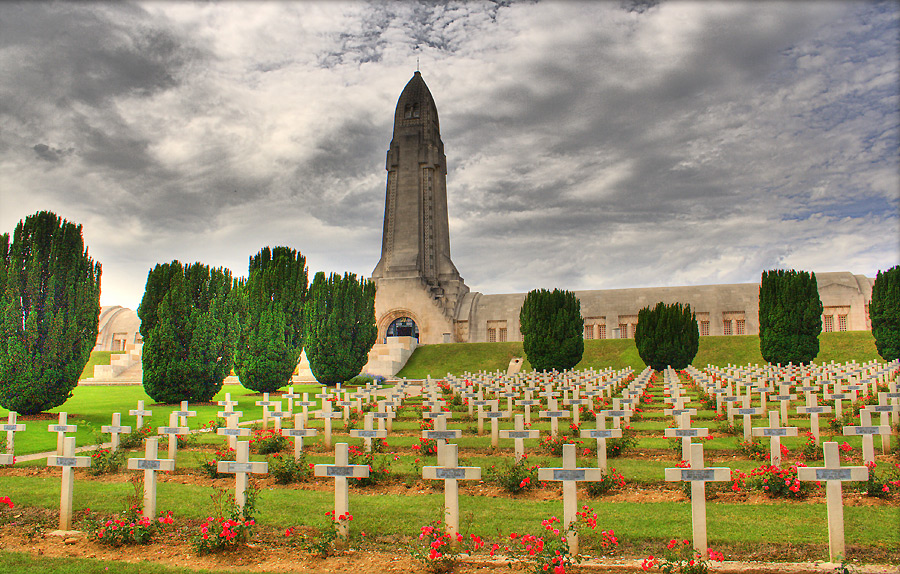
199;446;236;479
486;455;541;494
285;511;353;557
585;468;626;497
348;444;393;486
269;451;311;484
642;539;725;574
540;434;583;457
747;464;812;499
117;424;153;450
88;447;126;476
87;509;175;546
191;485;259;554
250;428;289;454
860;461;900;498
410;519;481;573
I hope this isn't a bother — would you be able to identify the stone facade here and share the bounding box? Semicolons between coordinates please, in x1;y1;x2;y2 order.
93;306;141;351
371;73;875;346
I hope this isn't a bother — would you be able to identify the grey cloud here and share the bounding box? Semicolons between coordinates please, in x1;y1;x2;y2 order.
32;143;73;163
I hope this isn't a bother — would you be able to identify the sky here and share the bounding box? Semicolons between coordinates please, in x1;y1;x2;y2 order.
1;1;897;310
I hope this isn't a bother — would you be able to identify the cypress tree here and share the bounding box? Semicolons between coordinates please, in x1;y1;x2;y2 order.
758;269;823;365
235;247;308;393
303;271;376;386
0;211;101;415
138;261;238;403
870;265;899;361
519;288;583;372
634;302;699;371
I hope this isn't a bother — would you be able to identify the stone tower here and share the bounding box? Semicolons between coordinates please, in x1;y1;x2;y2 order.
372;72;468;344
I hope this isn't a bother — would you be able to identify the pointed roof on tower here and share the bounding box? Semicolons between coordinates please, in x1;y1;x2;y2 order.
393;71;439;131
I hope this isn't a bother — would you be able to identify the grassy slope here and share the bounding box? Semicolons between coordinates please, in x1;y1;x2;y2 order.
397;330;882;378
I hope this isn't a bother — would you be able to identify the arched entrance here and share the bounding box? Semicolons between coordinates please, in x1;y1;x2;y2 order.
386;316;419;340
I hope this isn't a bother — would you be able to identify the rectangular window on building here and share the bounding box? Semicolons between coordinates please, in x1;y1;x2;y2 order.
584;325;594;340
598;324;607;339
824;315;833;332
723;320;732;336
499;328;507;342
838;315;847;332
700;321;709;336
487;328;496;343
618;324;628;338
736;319;745;335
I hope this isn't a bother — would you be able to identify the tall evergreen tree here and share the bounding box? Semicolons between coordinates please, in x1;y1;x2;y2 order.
0;211;101;414
235;247;308;393
138;261;238;403
758;269;823;365
303;271;376;386
519;288;583;372
634;302;699;371
870;265;899;361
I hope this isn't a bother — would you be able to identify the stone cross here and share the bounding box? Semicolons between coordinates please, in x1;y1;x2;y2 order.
500;390;519;416
255;394;276;428
580;414;622;473
563;397;589;426
796;394;831;445
282;387;301;415
267;403;289;431
664;443;731;556
824;385;849;420
537;443;603;554
422;443;481;540
172;401;197;428
751;411;798;467
47;436;91;532
129;400;153;429
797;442;869;562
101;413;132;451
539;398;570;438
284;414;318;459
315;398;342;449
597;399;632;429
842;409;891;464
665;412;709;462
471;397;495;435
866;394;899;454
372;401;397;433
499;414;539;461
483;404;507;448
515;397;541;425
350;412;387;452
48;412;77;455
217;414;250;450
1;412;25;465
217;394;242;420
158;412;190;462
771;385;797;425
313;443;369;537
126;437;175;520
731;396;763;442
294;393;317;426
218;441;268;519
423;413;461;466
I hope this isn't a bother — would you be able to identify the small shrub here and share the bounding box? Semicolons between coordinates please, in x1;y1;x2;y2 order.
486;456;540;494
539;433;583;457
198;446;236;479
285;511;353;558
250;428;289;455
586;468;626;497
858;461;900;498
747;464;813;499
642;539;725;574
192;483;259;555
737;437;768;461
410;519;480;573
89;448;126;476
798;432;823;461
607;427;639;458
348;445;393;487
269;452;311;484
117;425;153;450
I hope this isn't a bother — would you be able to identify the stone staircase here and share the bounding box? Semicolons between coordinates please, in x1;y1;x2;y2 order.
362;336;417;378
90;343;143;381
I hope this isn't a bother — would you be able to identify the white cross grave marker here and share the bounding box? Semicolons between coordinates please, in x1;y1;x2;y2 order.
284;414;318;459
539;398;570;438
500;414;540;461
313;443;369;537
172;401;197;428
101;413;132;451
797;442;869;562
127;437;175;520
47;436;91;532
1;412;25;465
350;412;387;452
218;441;268;519
129;400;152;430
48;412;77;455
217;414;250;450
751;411;798;467
664;443;730;556
842;409;891;464
315;398;342;449
580;414;622;473
537;443;603;553
158;412;190;463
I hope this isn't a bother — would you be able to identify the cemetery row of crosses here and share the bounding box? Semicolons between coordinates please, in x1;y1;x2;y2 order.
2;359;898;570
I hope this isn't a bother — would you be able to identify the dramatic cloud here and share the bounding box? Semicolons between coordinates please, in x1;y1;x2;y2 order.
0;1;896;309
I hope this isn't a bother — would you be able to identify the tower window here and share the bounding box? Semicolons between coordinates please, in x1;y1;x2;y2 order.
404;103;420;119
